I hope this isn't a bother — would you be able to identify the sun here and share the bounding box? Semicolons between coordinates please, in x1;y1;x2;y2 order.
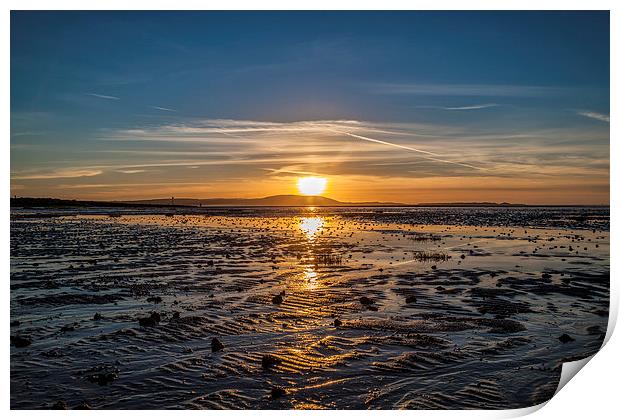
297;177;327;196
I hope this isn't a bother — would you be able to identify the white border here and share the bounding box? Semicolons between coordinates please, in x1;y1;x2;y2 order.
3;2;617;419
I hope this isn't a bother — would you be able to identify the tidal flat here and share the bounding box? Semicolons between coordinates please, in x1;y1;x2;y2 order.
10;207;609;409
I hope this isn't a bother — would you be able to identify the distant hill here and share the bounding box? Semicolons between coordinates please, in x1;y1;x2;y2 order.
11;196;605;208
415;201;526;207
118;195;406;207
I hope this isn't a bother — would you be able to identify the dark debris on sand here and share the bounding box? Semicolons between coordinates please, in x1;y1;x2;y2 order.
261;354;282;370
271;386;287;399
138;311;161;327
11;335;31;348
211;337;225;352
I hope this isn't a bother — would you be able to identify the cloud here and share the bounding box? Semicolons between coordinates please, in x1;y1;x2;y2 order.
327;129;486;171
369;83;567;97
417;104;499;111
13;117;608;200
149;106;176;112
578;111;609;123
87;93;120;100
116;169;148;174
11;169;103;180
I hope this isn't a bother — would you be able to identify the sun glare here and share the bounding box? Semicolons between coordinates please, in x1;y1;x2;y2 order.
297;177;327;196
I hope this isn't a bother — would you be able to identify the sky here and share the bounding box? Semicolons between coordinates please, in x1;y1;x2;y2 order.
10;11;610;204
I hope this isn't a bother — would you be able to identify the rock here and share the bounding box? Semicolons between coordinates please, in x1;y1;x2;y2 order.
139;317;157;327
11;335;31;348
147;296;163;303
93;313;103;321
359;296;374;305
138;312;161;327
172;311;180;319
367;305;379;312
558;333;575;343
51;400;68;410
41;348;63;358
541;273;552;280
211;337;225;352
261;354;282;370
271;386;287;399
431;265;437;270
60;325;75;332
333;319;342;327
10;320;20;327
88;372;118;386
405;295;417;304
272;294;284;304
74;402;92;410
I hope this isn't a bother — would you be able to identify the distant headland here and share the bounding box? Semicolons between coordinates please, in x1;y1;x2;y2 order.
10;195;608;208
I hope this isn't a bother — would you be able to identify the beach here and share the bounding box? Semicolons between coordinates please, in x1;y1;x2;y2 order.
10;206;609;409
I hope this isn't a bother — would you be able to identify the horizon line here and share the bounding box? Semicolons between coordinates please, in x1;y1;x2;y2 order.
9;195;610;208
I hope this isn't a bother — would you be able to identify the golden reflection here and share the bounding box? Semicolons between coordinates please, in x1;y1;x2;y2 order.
298;216;324;240
303;267;318;289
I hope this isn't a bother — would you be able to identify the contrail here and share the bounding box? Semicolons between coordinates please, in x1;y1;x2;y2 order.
329;129;487;171
87;93;120;100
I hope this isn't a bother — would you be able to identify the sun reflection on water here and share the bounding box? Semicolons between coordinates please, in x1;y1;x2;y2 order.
303;267;318;289
298;217;324;241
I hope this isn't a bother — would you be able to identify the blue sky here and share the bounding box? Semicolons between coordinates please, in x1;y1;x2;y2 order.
10;11;610;203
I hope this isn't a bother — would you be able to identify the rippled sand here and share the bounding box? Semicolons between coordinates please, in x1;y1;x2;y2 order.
10;208;609;409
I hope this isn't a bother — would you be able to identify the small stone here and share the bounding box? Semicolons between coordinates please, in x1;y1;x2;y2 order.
93;313;103;321
51;400;68;410
405;295;417;304
11;335;31;348
261;354;282;370
333;319;342;327
138;312;161;327
272;294;284;304
211;337;225;352
88;372;118;386
271;386;287;399
359;296;374;305
558;333;575;343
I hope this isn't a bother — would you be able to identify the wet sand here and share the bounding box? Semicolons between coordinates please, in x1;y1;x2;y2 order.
10;207;609;409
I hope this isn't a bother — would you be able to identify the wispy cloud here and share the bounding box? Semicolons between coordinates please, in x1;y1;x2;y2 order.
12;118;608;204
87;93;120;100
417;103;499;111
11;169;103;180
116;169;148;174
369;83;568;97
149;105;176;112
578;111;609;123
327;129;486;171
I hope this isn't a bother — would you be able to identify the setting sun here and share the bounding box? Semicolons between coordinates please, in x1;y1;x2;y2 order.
297;177;327;196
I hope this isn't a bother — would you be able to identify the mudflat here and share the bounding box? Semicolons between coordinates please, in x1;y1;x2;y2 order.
10;206;609;409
